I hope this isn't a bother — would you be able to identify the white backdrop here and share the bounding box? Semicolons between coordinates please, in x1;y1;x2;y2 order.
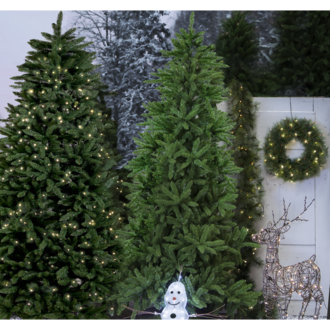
217;97;330;317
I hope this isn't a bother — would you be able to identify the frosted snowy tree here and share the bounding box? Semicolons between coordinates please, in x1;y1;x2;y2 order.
71;11;137;127
71;11;173;169
172;11;228;46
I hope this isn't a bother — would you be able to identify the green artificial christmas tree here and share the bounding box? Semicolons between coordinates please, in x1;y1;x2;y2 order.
111;12;261;319
0;12;124;319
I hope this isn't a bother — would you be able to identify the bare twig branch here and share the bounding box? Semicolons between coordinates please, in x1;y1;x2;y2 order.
122;303;227;319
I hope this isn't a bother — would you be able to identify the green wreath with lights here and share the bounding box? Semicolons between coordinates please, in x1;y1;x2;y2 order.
264;117;328;182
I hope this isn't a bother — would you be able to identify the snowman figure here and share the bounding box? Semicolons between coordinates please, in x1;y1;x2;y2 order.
161;281;189;320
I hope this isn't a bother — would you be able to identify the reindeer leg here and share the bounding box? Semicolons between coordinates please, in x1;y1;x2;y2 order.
276;298;285;319
298;297;310;319
263;293;274;319
265;298;274;319
313;299;321;319
313;289;324;319
263;282;275;319
277;294;291;319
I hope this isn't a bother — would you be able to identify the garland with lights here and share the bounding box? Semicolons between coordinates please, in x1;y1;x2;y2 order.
264;117;328;182
227;79;267;319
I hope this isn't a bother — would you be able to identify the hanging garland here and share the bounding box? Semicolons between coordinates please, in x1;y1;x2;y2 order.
264;117;328;182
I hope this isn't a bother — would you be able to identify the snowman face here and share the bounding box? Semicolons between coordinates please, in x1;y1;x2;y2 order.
161;282;189;320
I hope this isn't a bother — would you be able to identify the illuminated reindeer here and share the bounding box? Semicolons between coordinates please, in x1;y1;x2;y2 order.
252;197;324;319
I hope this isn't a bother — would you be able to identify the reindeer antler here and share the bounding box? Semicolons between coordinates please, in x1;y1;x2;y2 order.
273;197;315;228
273;199;291;227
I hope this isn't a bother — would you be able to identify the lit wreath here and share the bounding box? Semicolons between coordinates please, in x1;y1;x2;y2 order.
263;118;328;182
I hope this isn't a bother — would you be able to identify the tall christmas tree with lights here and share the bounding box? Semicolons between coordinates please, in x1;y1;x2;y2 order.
111;12;261;319
215;20;267;309
0;12;124;319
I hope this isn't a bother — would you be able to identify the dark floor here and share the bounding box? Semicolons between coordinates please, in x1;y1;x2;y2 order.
12;308;249;321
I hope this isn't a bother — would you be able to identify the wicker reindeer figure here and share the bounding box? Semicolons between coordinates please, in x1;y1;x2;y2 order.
252;197;324;319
